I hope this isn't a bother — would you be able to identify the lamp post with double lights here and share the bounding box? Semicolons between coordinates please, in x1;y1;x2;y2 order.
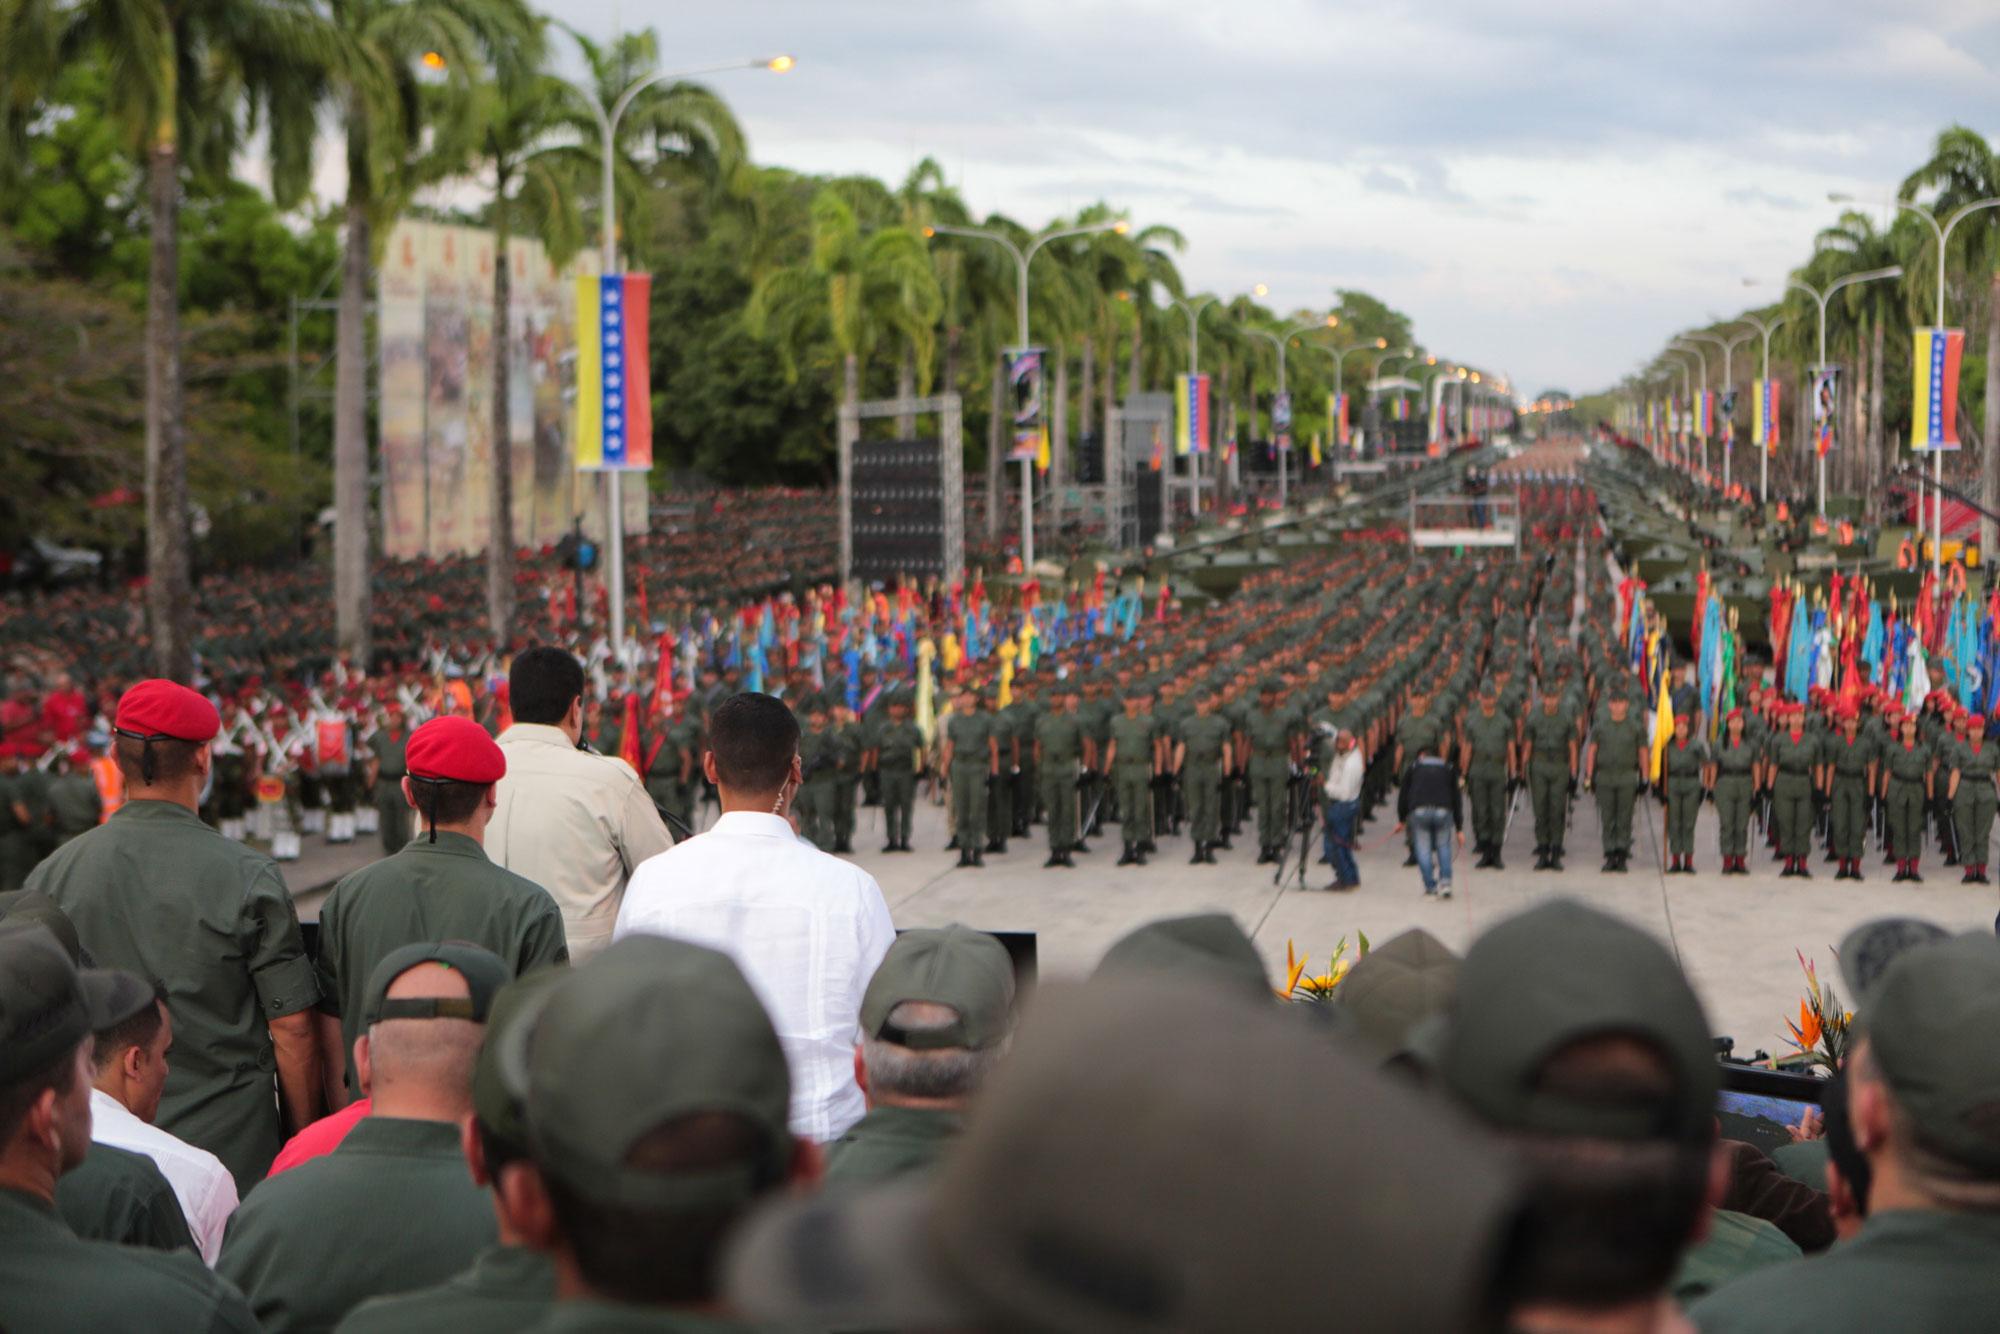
1243;315;1339;507
1736;310;1788;504
1680;327;1756;494
1781;265;1903;519
1668;343;1710;480
925;219;1130;567
582;52;793;658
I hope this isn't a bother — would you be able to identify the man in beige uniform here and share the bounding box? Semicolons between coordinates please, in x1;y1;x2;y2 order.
485;648;672;960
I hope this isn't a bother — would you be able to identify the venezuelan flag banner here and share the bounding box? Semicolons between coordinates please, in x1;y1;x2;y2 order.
1174;373;1209;456
1427;389;1445;457
1696;390;1713;438
1912;327;1965;452
1308;431;1322;467
1753;381;1779;452
1329;392;1352;449
574;273;652;470
1393;395;1410;421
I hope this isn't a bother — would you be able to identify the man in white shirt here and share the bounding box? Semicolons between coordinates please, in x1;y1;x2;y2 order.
89;987;237;1264
487;646;673;960
1321;729;1366;892
615;692;895;1143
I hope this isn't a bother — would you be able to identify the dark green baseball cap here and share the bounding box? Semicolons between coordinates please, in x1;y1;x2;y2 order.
1439;901;1716;1144
361;942;515;1027
1838;917;1949;1010
860;926;1015;1052
1339;928;1461;1057
1094;913;1272;1006
1259;676;1283;694
470;966;570;1159
1864;932;2000;1175
0;891;83;966
497;935;792;1211
0;922;153;1084
724;978;1524;1331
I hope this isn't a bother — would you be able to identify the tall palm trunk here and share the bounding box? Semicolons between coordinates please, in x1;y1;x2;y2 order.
1127;317;1142;395
1869;314;1885;513
334;175;372;664
488;197;515;646
145;129;192;682
986;354;1002;542
1102;330;1116;467
1078;335;1094;442
1985;275;2000;561
895;345;915;438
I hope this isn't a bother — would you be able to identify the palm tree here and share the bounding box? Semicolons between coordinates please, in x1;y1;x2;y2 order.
1;0;329;680
1902;126;2000;554
323;0;539;665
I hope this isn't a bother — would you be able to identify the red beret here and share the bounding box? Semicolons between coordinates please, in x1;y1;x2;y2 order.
114;679;220;743
405;717;505;784
1725;708;1744;723
1973;715;1988;730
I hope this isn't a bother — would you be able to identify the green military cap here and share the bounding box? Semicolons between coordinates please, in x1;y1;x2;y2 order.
860;925;1015;1052
362;941;515;1026
1338;928;1461;1057
1478;680;1498;698
1837;917;1948;1008
1440;900;1716;1144
1094;913;1271;1006
724;979;1524;1333
0;890;84;965
1863;932;2000;1175
498;934;791;1211
1259;676;1283;694
0;922;153;1084
469;966;570;1159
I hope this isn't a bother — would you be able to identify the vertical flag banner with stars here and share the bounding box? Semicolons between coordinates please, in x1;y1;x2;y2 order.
1811;367;1838;458
1912;327;1965;452
574;273;652;470
1754;380;1780;454
1174;373;1210;456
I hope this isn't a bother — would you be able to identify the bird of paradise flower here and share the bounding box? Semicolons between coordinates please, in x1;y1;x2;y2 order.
1282;933;1370;1003
1783;950;1851;1074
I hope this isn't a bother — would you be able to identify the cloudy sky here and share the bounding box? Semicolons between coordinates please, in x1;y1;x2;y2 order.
540;0;1998;398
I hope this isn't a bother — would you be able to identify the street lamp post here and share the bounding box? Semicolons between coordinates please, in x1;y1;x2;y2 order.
585;53;791;660
1832;192;2000;573
1669;344;1709;480
1660;357;1690;470
1170;294;1219;517
925;220;1128;567
1243;316;1336;508
1783;265;1902;519
1738;312;1787;505
1681;328;1755;494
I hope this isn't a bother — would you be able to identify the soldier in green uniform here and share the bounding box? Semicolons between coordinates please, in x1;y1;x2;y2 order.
218;943;510;1334
827;925;1014;1185
871;694;923;854
1824;707;1877;881
1659;712;1710;873
1107;690;1158;867
1767;703;1821;878
639;706;690;832
1882;709;1934;882
1243;678;1301;865
1078;675;1113;841
1712;708;1759;874
28;680;321;1192
830;703;864;854
1950;713;1999;884
56;1139;197;1255
1008;676;1041;838
1586;692;1645;873
48;751;102;845
1032;687;1084;868
211;703;252;841
313;716;568;1099
0;926;260;1334
985;687;1020;855
1178;691;1233;865
1523;691;1575;870
941;687;994;868
368;703;413;856
0;745;34;889
796;699;837;850
1461;685;1516;869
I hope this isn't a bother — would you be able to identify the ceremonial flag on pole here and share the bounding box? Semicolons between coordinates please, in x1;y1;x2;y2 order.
1812;367;1838;457
574;273;653;470
1272;390;1292;452
1428;390;1446;457
1174;373;1209;456
1912;327;1965;452
1330;392;1352;449
1720;388;1738;453
1005;350;1047;464
1649;635;1674;782
1697;390;1714;438
1753;381;1779;453
1308;431;1322;467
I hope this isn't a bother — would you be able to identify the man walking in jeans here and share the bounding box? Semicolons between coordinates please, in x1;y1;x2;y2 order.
1393;739;1462;899
1321;730;1365;891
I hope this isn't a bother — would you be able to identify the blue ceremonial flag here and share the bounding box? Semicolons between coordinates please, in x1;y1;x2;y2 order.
1861;601;1884;674
1786;607;1813;703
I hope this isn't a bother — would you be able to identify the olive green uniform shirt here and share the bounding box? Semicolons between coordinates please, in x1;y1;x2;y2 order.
1033;710;1083;763
1108;713;1156;771
314;831;569;1093
1179;713;1232;766
1672;1208;1801;1306
520;1301;748;1333
27;800;318;1190
335;1245;556;1334
1463;710;1514;773
823;1104;964;1185
1591;716;1647;780
0;1187;257;1334
217;1117;498;1334
873;720;925;772
1692;1209;2000;1334
944;711;992;769
55;1141;198;1256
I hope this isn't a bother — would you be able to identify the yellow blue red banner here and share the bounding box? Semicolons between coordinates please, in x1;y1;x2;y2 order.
1753;381;1778;452
1912;327;1965;452
1174;373;1209;456
574;273;652;471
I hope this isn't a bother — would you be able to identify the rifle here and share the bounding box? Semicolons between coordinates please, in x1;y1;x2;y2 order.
1502;776;1524;842
1079;772;1107;841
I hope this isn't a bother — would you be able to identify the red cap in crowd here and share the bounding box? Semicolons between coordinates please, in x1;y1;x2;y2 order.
405;717;506;785
114;680;220;743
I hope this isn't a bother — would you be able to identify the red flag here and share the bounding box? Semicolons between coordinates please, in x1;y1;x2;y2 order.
617;693;643;772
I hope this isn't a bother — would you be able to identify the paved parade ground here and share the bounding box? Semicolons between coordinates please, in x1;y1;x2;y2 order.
838;788;1999;1061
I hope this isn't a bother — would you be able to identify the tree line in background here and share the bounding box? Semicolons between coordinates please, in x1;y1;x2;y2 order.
0;3;1425;680
1587;126;2000;543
